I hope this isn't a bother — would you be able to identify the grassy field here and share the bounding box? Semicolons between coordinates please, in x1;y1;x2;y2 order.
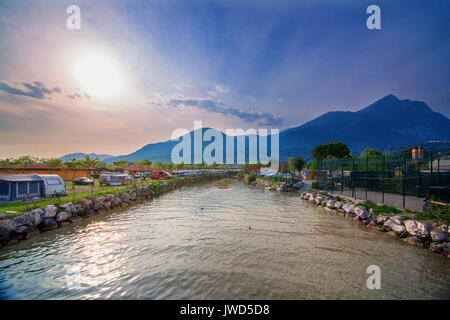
0;178;173;219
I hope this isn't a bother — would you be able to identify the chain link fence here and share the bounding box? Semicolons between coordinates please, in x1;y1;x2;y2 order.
312;152;450;212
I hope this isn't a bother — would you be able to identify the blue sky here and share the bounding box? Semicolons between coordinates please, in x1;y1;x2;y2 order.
0;0;449;157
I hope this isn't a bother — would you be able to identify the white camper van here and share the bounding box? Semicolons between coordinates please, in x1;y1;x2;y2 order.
37;174;67;197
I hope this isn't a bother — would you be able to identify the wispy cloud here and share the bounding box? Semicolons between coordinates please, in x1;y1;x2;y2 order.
167;97;283;126
0;81;61;99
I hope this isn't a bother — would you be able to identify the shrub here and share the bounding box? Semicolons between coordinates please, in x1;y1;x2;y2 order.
416;204;450;225
247;174;256;184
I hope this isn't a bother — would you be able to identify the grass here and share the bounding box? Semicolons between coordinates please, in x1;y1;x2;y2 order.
373;204;402;215
356;200;377;210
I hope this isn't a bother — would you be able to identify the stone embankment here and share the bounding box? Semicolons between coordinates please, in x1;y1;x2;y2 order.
244;175;303;192
0;175;224;249
300;192;450;259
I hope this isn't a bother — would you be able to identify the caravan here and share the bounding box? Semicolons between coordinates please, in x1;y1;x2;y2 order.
38;174;67;197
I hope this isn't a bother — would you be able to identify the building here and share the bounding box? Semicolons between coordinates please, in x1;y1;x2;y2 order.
0;165;94;181
0;174;44;201
412;146;424;160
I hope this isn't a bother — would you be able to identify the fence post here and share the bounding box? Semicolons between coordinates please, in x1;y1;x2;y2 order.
352;159;355;198
365;157;368;200
402;155;406;209
340;160;344;194
417;159;420;198
437;153;440;186
382;155;385;203
25;193;29;211
72;182;75;202
430;151;433;188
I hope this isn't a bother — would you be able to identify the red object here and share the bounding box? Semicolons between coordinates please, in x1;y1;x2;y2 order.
150;170;172;179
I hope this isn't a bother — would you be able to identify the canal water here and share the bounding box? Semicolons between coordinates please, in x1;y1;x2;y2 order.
0;180;448;299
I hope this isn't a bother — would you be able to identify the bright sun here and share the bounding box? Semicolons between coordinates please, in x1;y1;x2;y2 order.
74;52;124;99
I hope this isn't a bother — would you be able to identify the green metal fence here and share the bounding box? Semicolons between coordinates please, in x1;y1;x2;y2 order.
314;152;450;212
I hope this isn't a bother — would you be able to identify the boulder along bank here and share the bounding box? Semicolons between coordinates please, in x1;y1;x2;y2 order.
242;175;304;192
300;192;450;259
0;175;228;250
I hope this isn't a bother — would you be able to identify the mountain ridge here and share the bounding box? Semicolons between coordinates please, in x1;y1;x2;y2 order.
60;95;450;163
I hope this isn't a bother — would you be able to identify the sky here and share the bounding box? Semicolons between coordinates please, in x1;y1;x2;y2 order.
0;0;449;158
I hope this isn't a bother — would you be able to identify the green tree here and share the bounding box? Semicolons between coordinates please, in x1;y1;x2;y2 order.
0;158;12;169
13;155;37;167
114;159;129;168
361;148;383;158
154;161;164;168
288;156;305;173
307;160;318;170
312;142;351;160
44;158;64;168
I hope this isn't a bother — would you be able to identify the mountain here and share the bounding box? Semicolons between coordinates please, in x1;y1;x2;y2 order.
65;95;450;163
279;94;450;159
60;153;115;161
105;128;272;164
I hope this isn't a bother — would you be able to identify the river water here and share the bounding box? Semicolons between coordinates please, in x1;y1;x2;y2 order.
0;180;448;299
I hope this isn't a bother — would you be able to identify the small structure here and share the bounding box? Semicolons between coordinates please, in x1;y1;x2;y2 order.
412;146;424;160
38;174;66;197
0;174;44;201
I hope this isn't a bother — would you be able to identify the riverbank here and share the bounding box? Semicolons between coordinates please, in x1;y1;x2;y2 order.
300;191;450;259
241;173;303;192
0;174;229;249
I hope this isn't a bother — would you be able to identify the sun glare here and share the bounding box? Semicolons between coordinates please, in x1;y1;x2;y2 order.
73;52;124;99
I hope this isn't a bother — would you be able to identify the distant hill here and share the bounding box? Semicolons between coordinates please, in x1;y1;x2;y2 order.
279;94;450;159
104;128;271;164
64;95;450;163
60;153;115;162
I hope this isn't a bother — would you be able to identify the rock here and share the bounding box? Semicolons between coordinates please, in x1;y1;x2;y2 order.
430;229;449;242
60;202;73;210
333;201;342;209
32;211;43;226
429;242;450;254
55;211;72;222
342;203;355;215
376;215;389;225
404;220;432;239
24;225;40;239
391;216;405;225
103;201;111;210
429;242;443;253
43;205;58;218
0;226;12;242
403;236;428;248
93;202;104;211
0;213;7;220
326;200;335;209
39;217;58;231
384;219;407;236
14;225;29;235
354;206;372;220
11;212;35;228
